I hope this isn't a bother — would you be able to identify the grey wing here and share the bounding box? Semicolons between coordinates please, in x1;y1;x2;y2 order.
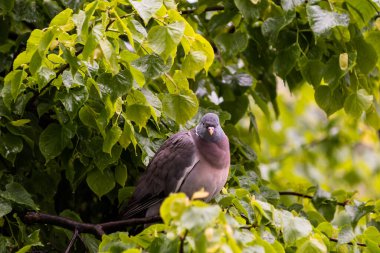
122;131;198;218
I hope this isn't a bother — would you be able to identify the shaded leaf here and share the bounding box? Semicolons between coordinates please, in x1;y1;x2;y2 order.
86;169;115;198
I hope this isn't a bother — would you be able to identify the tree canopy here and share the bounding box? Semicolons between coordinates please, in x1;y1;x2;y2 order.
1;0;380;252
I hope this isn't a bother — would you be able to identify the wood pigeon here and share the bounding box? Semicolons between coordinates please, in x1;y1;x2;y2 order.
122;113;230;219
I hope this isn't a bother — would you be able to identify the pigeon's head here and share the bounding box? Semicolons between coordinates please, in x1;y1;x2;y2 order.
196;113;224;142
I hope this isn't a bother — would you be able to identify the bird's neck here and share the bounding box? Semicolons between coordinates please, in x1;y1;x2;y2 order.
191;130;230;169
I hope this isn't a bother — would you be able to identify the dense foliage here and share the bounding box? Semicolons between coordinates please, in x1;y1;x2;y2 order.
1;0;380;252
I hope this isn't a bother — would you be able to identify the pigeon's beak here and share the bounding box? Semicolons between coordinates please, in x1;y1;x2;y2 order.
207;126;214;136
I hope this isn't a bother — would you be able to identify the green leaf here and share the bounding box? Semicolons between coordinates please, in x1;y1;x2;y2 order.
79;105;97;129
103;125;123;154
346;0;379;29
10;119;31;127
312;188;337;221
39;123;71;161
86;169;115;198
147;22;185;60
281;211;312;245
0;182;38;210
119;120;137;149
338;225;355;244
125;104;152;129
99;37;119;74
182;51;207;79
234;0;268;21
344;89;373;118
131;54;169;82
130;0;163;25
10;69;26;100
60;44;80;76
29;51;43;75
345;201;375;227
49;8;74;30
281;0;305;11
296;236;327;253
300;60;325;86
125;89;152;128
262;11;295;44
56;86;89;120
0;199;12;217
0;0;14;13
273;43;301;79
215;32;248;60
160;193;189;224
97;69;133;102
161;89;199;125
314;85;332;114
180;205;221;230
354;37;378;74
307;5;349;36
37;67;56;91
0;133;23;165
115;163;128;187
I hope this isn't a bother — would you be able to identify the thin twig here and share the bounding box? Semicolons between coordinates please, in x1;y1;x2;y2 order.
23;212;162;239
278;191;347;206
181;6;224;15
65;229;79;253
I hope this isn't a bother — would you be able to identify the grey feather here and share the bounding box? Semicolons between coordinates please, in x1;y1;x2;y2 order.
122;113;230;218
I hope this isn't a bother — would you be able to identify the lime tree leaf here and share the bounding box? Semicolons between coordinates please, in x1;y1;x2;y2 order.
346;0;379;29
49;8;73;27
163;70;190;94
125;104;151;129
96;69;133;102
62;70;84;89
344;89;373;118
160;193;189;224
312;188;337;221
161;89;199;125
29;51;43;75
60;44;80;76
262;11;295;44
281;211;312;245
296;237;327;253
180;206;221;230
37;67;56;91
234;0;268;21
314;85;332;114
131;54;169;82
0;0;14;13
99;37;119;74
103;125;123;154
39;123;71;161
86;169;115;198
307;5;350;36
215;32;248;60
0;199;12;217
273;43;301;79
338;225;355;244
79;105;97;129
130;0;163;25
300;60;325;86
182;51;207;79
281;0;305;11
354;37;378;74
345;201;375;227
10;119;31;127
147;22;185;60
115;163;128;186
0;133;23;165
0;182;38;210
119;120;137;149
56;86;89;120
192;34;214;72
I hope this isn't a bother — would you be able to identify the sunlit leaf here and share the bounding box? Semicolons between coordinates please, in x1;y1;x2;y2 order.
307;5;349;36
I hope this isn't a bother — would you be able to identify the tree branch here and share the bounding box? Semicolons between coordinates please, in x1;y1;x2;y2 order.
180;6;225;15
279;191;348;206
23;212;162;239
